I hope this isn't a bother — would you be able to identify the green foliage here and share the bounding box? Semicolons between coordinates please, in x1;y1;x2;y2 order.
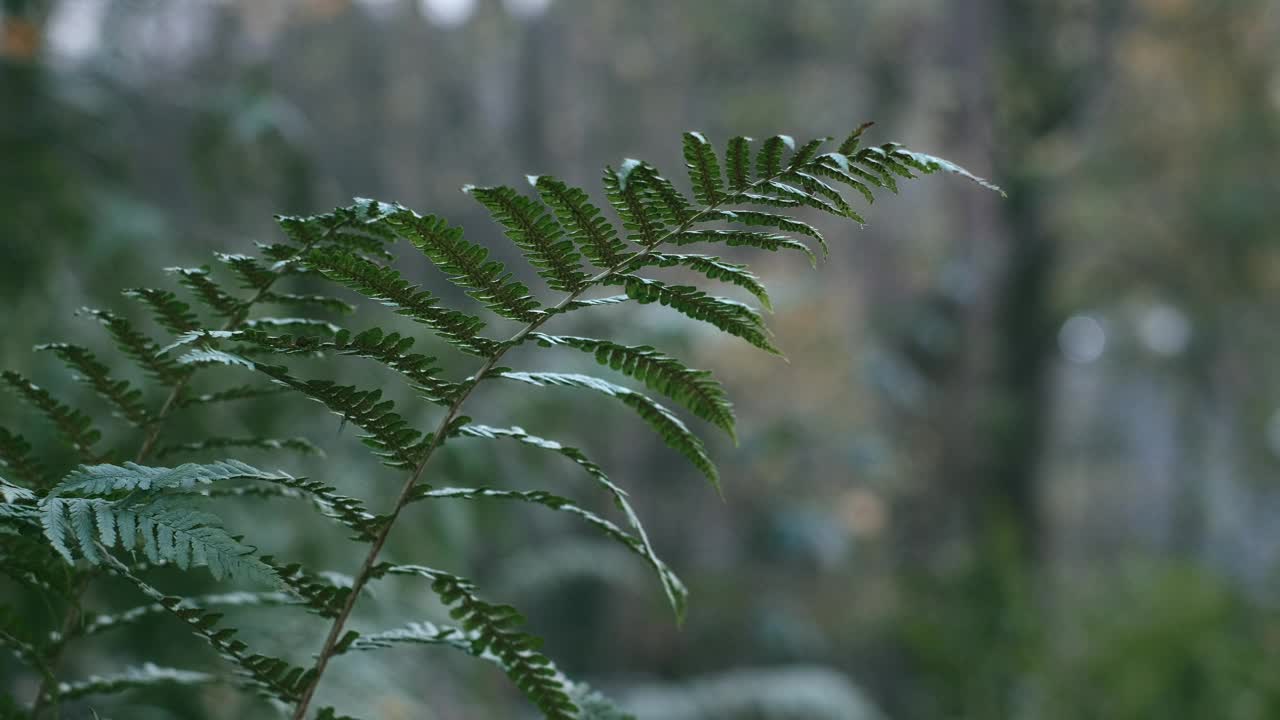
0;126;994;719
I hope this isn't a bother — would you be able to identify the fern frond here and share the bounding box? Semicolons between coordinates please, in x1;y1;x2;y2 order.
0;428;48;489
35;344;153;427
1;477;35;504
42;495;279;585
683;132;724;205
785;170;863;222
82;591;297;637
415;485;686;620
532;175;630;269
530;333;736;438
786;136;830;170
641;253;772;312
850;150;898;193
499;372;718;490
604;160;666;247
275;563;355;618
724;136;753;192
838;121;875;155
614;275;778;355
383;209;543;322
756;135;795;178
886;144;1006;195
155;437;323;460
638;171;696;231
167;266;242;319
52;663;215;703
466;185;589;293
1;372;102;461
810;154;877;205
301;247;497;356
80;308;189;386
123;287;201;336
49;459;298;497
230;327;460;405
216;252;277;291
368;565;578;719
671;229;816;267
706;209;826;256
276;197;399;260
104;558;309;704
182;353;425;469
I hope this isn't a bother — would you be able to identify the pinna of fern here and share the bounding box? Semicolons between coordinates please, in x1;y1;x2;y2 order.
0;126;998;719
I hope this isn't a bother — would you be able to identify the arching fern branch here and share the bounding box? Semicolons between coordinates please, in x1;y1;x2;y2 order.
1;125;997;720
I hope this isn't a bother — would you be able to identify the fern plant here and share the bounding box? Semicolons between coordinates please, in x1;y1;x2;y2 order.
0;127;998;719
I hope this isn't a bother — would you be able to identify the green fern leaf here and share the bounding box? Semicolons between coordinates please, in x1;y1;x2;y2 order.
182;353;425;470
49;459;297;497
123;287;201;336
301;247;497;356
604;160;667;248
811;154;878;205
167;266;242;319
759;180;840;218
530;333;736;438
785;170;864;223
499;371;719;490
642;253;773;312
0;476;35;504
838;121;875;155
683;131;725;205
368;565;579;719
850;151;898;193
451;423;687;618
614;275;779;355
36;344;154;427
756;135;795;178
104;559;308;704
80;308;189;386
230;327;460;405
1;371;102;461
640;169;697;228
275;563;356;618
216;252;276;291
44;495;279;585
532;175;631;269
383;209;543;322
786;136;830;170
466;184;589;293
724;136;753;192
886;145;1006;195
707;209;826;256
416;484;686;620
671;229;816;267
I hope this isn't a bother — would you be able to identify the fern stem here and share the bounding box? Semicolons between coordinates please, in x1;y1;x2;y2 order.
289;174;785;719
29;232;333;719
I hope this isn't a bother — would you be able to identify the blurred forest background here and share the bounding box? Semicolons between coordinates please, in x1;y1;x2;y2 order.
4;0;1280;718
